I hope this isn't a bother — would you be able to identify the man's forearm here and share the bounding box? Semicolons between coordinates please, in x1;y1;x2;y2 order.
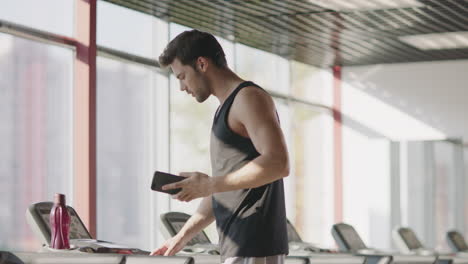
177;196;215;239
212;153;289;193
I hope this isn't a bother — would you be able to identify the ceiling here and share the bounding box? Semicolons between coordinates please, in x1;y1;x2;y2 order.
103;0;468;67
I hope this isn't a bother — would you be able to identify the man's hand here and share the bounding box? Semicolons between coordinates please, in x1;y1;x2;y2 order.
150;234;187;256
162;172;214;202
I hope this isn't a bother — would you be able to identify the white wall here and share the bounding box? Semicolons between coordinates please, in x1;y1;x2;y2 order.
342;60;468;144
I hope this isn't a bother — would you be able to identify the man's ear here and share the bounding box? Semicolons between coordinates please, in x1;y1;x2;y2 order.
197;57;209;72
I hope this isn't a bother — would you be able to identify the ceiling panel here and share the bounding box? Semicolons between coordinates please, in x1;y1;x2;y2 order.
103;0;468;67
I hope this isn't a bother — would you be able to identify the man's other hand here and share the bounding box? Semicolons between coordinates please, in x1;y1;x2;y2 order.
149;234;187;256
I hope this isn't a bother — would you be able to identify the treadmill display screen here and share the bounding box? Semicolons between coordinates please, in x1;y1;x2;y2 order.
450;232;468;251
340;225;367;250
171;221;211;246
38;206;91;240
399;228;423;250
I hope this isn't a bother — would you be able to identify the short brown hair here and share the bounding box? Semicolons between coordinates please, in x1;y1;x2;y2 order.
158;29;227;69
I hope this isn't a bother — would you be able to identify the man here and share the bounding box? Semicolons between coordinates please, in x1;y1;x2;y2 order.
150;29;290;264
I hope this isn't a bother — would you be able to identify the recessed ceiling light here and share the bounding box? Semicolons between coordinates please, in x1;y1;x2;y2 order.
399;32;468;50
309;0;423;11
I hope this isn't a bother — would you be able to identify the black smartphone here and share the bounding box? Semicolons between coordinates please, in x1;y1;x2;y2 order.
151;171;185;195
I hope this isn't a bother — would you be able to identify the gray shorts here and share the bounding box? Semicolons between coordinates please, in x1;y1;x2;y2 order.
222;254;285;264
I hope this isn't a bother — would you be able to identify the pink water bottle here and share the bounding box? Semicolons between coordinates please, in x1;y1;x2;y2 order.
49;193;70;249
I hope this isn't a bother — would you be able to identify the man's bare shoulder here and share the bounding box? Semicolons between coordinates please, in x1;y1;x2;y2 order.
235;85;274;108
231;85;276;120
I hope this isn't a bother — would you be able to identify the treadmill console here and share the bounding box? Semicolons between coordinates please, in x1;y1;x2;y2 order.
0;251;23;264
447;230;468;252
26;202;92;246
286;220;331;253
26;202;149;255
332;223;367;252
160;212;219;255
392;227;425;254
160;212;212;246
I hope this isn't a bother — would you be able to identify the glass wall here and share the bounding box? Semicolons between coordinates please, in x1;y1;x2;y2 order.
96;56;164;250
0;33;73;251
0;0;74;37
342;125;391;249
290;105;334;247
290;61;333;107
235;43;289;95
402;140;466;251
97;0;162;58
289;61;334;247
95;4;171;250
341;75;393;250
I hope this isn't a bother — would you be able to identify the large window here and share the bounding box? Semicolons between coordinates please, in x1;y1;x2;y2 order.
342;64;467;251
290;61;333;107
235;43;289;95
0;33;73;251
402;140;466;250
290;105;334;247
97;1;164;58
96;56;169;250
96;3;171;250
342;125;391;249
289;61;334;247
0;0;74;37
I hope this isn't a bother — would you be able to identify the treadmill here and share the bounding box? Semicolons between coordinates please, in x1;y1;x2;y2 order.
332;223;437;264
285;220;367;263
287;219;331;254
161;212;366;264
3;251;194;264
26;202;150;254
393;226;468;263
447;230;468;257
161;212;325;255
21;201;194;264
160;212;220;255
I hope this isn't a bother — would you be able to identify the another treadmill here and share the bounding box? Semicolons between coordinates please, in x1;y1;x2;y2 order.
160;212;220;255
285;220;366;263
286;219;331;254
393;226;468;263
161;212;366;264
447;230;468;257
332;223;437;264
26;202;150;254
7;251;194;264
22;201;194;264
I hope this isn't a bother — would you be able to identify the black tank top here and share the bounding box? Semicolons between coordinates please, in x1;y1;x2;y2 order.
210;81;289;261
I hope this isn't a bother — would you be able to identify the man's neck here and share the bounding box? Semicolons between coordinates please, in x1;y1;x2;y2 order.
209;68;245;104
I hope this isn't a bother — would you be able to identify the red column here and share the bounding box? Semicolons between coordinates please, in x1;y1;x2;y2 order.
74;0;97;237
333;65;343;223
331;11;344;224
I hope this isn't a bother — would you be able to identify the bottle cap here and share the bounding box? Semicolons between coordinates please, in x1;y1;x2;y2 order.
54;193;66;205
